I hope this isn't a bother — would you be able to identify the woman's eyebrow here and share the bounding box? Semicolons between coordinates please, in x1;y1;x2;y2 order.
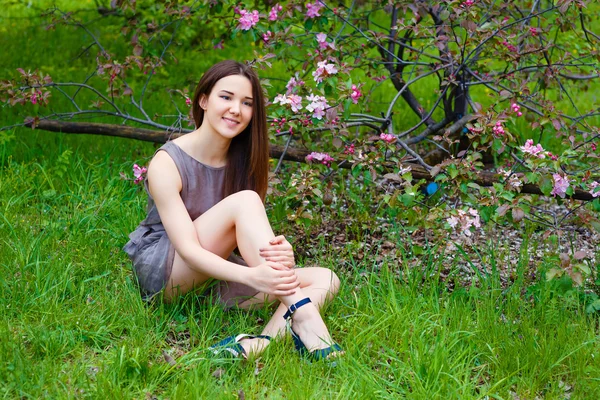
219;90;253;100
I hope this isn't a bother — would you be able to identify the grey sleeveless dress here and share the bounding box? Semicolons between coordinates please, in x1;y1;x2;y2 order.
123;141;259;305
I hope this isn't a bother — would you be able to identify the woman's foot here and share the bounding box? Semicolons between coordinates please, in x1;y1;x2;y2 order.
289;302;340;355
238;337;270;357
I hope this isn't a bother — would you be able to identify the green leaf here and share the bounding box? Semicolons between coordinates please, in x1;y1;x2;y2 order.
412;245;424;256
400;193;415;207
574;263;591;275
479;206;494;222
546;268;562;281
447;164;458;179
586;299;600;314
525;172;538;184
539;175;553;196
42;189;57;199
343;99;352;120
304;19;314;30
492;139;505;154
500;192;515;201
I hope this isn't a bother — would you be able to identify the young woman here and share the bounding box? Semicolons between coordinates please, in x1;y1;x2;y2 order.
124;60;341;360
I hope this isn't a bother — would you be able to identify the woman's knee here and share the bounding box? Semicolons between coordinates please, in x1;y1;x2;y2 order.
328;268;341;295
311;267;340;295
231;189;262;204
229;190;264;211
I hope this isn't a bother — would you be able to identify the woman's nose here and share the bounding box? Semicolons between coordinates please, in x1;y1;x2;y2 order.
229;103;240;115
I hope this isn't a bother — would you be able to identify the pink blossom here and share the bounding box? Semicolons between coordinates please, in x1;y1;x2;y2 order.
269;4;282;21
529;27;538;36
312;60;338;83
492;122;505;136
263;31;272;43
273;93;303;112
185;97;192;107
380;133;397;143
511;102;522;117
468;208;481;228
306;151;334;166
461;0;475;8
447;208;481;236
305;93;329;119
238;9;260;31
316;33;328;50
344;144;355;155
551;173;569;198
31;93;38;105
520;139;546;158
306;1;324;18
502;40;517;52
288;94;302;112
589;181;600;198
315;32;335;50
350;84;362;104
286;75;305;94
133;164;147;184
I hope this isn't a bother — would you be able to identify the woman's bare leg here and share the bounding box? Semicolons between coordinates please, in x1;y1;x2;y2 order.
236;267;340;355
164;190;338;354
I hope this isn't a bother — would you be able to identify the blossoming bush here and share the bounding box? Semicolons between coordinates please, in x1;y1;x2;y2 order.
1;0;599;250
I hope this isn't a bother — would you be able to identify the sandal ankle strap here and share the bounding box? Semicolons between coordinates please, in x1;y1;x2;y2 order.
283;297;312;320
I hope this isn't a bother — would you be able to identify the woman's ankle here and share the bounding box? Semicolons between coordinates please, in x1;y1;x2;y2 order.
240;337;270;356
289;302;320;323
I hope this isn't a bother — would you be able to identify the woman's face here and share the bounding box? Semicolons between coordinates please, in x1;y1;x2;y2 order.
199;74;254;140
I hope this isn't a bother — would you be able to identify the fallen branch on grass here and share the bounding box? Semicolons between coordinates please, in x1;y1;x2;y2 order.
26;119;595;201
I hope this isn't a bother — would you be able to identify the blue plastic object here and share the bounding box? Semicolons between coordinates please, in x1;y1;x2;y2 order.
423;182;439;196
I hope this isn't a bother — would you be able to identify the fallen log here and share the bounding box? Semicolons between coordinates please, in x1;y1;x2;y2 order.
26;119;595;201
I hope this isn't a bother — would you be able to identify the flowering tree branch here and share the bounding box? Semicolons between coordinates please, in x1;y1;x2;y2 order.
2;0;599;235
20;119;595;202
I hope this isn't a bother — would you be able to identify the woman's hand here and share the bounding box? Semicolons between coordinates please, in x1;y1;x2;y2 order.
259;235;296;269
248;261;300;296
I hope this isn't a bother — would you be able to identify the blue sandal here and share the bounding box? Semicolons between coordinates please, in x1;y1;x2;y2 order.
210;334;272;359
283;297;342;361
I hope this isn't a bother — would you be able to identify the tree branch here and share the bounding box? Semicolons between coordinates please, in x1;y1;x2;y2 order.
24;120;596;201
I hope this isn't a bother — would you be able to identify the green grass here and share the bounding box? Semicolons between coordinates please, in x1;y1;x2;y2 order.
0;132;599;399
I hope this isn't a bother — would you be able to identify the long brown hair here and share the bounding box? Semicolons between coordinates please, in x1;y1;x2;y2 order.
191;60;269;201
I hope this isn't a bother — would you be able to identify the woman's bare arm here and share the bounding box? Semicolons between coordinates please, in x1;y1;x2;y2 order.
147;150;253;283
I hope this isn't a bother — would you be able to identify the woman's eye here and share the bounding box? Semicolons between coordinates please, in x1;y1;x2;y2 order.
244;102;253;107
221;95;230;100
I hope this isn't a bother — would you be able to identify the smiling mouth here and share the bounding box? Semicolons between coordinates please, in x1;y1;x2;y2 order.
222;117;240;125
